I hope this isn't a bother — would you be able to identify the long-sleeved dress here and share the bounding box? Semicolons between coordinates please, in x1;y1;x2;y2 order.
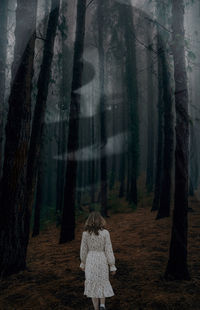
80;228;117;298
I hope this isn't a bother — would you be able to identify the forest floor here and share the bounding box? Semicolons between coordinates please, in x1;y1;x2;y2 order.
0;194;200;310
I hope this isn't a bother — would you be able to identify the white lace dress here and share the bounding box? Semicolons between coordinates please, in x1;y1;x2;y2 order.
80;229;117;298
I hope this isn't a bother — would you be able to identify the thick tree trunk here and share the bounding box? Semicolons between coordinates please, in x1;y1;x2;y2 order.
156;2;174;219
151;54;163;211
23;0;60;254
110;104;116;191
0;0;8;177
0;0;37;278
189;124;198;196
77;164;82;211
56;4;68;213
146;32;155;194
123;4;139;205
119;152;126;198
119;71;126;198
151;34;164;211
32;130;47;237
56;115;67;212
59;0;86;243
32;161;43;237
126;153;130;201
165;0;190;280
156;38;174;219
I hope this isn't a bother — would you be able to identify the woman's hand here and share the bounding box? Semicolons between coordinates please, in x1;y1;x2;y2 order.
80;262;85;271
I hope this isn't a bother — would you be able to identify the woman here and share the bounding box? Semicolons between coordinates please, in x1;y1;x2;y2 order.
80;211;117;310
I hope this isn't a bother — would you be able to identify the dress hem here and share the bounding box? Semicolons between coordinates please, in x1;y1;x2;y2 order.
84;292;115;298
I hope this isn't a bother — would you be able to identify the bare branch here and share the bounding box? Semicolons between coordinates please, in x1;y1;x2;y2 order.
36;36;47;42
86;0;95;9
144;16;172;34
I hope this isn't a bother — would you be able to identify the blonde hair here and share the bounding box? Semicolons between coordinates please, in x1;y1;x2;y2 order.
84;211;106;235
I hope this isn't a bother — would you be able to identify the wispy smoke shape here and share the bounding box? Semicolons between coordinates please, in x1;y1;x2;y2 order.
115;0;132;4
115;0;135;6
54;131;130;161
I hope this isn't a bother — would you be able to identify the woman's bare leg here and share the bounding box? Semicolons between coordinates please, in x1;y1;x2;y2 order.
92;297;99;310
100;297;105;307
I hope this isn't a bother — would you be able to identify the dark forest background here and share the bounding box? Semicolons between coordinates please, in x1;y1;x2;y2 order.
0;0;200;308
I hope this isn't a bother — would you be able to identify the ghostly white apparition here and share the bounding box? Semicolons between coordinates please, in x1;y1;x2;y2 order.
54;45;130;162
50;0;167;164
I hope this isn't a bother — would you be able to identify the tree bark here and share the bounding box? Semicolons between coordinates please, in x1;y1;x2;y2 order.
0;0;37;278
146;31;155;194
56;115;67;213
23;0;60;254
151;50;163;211
165;0;190;280
122;3;139;205
156;2;174;219
32;130;46;237
151;3;165;213
0;0;8;177
189;123;198;195
32;161;42;237
109;102;116;192
56;3;69;214
156;48;174;218
119;68;126;198
59;0;86;243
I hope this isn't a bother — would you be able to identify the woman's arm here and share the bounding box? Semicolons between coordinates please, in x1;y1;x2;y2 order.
80;231;88;270
104;230;117;272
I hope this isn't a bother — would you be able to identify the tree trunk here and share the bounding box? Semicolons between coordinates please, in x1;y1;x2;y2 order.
56;4;68;214
119;152;126;198
156;44;174;219
189;123;198;196
151;30;164;212
56;115;67;213
156;2;174;219
32;159;43;237
165;0;190;280
126;153;130;201
119;69;126;198
123;4;139;205
97;1;108;217
109;103;116;191
59;0;86;243
0;0;37;278
0;0;8;177
32;129;47;237
146;32;155;194
23;0;60;255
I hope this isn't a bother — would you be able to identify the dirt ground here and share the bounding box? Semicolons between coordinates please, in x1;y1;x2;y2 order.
0;196;200;310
